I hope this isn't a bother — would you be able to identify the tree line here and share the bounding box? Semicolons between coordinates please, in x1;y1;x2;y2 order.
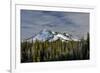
21;33;89;63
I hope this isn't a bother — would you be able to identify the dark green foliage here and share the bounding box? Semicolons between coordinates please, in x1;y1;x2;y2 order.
21;41;33;62
21;33;90;63
80;33;90;59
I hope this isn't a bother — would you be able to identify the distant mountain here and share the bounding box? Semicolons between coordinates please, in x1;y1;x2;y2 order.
25;29;79;42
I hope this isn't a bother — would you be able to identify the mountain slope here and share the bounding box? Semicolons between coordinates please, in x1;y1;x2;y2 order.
26;29;79;42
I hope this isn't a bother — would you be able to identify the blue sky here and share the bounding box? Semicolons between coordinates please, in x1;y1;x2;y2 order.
21;10;89;40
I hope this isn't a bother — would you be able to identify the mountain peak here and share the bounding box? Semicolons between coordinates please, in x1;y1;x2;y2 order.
26;29;79;42
41;29;49;32
33;29;53;41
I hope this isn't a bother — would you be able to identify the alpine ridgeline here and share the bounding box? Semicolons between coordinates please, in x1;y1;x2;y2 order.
26;29;79;42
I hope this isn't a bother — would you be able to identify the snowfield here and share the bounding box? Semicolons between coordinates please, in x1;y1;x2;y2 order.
25;29;79;42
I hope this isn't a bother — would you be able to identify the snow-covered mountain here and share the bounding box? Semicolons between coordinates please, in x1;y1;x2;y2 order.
26;29;79;42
